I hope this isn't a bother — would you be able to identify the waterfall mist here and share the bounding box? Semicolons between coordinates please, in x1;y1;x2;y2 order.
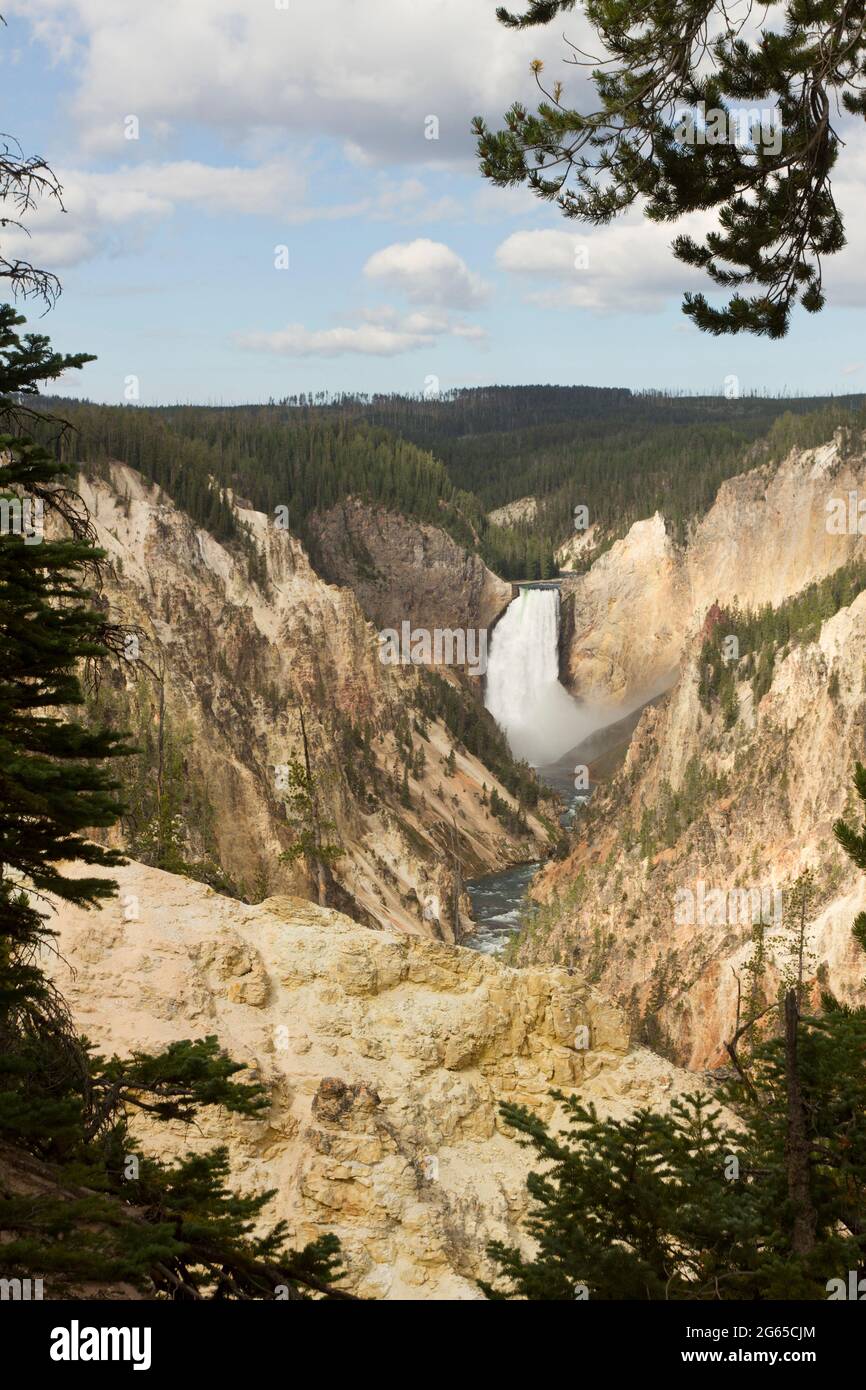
484;587;595;767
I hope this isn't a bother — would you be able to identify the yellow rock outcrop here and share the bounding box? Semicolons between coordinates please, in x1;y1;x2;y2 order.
45;859;702;1300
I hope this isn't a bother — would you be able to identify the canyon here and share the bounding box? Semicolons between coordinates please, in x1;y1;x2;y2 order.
80;425;866;1085
520;432;866;1066
25;420;866;1296
75;462;553;943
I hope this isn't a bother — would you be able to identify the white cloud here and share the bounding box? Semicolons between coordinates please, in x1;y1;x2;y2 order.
451;322;488;341
7;0;589;163
0;160;311;269
236;322;436;358
237;306;487;358
359;305;447;333
128;160;307;216
364;238;489;308
822;136;866;309
496;219;713;314
0;161;462;271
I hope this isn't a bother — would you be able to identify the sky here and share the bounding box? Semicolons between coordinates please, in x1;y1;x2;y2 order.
3;0;866;405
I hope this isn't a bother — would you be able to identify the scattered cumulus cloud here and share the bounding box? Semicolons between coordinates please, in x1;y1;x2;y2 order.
237;305;487;358
0;163;465;271
234;240;494;358
235;322;436;359
364;238;489;308
495;222;713;315
0;160;309;268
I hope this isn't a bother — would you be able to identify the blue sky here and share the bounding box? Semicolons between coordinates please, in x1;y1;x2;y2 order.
3;0;866;405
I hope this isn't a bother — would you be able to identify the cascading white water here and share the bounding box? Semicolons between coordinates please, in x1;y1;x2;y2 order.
484;586;593;766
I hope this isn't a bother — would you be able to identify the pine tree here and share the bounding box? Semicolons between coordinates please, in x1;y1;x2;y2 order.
780;868;817;1007
1;306;129;976
279;709;342;906
481;1091;762;1300
474;2;864;336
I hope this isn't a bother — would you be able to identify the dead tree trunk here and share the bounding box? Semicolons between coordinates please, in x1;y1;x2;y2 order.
155;659;166;863
136;648;166;864
784;988;817;1256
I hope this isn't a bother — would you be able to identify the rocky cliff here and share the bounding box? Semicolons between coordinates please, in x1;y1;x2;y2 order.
76;463;553;940
559;434;866;707
523;434;866;1066
560;514;683;707
307;496;512;634
43;859;711;1300
487;495;538;528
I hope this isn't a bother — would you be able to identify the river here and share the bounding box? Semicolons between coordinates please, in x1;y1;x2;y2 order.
466;591;659;957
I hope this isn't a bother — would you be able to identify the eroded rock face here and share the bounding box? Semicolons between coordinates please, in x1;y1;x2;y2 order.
560;514;684;706
44;860;702;1301
556;521;603;574
525;589;866;1068
488;496;538;529
307;496;512;634
75;464;552;938
560;438;866;707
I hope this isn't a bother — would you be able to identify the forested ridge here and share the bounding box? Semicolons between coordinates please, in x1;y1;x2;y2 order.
36;387;866;579
700;554;866;720
41;399;534;574
338;387;865;551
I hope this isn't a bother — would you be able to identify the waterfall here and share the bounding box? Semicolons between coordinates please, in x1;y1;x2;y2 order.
484;587;592;766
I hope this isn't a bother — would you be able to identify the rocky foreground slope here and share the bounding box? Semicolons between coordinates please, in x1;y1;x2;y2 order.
44;860;704;1300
